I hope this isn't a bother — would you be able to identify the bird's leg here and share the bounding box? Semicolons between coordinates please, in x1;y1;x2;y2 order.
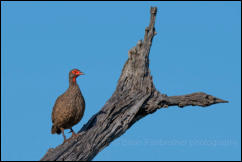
60;128;67;143
70;128;78;138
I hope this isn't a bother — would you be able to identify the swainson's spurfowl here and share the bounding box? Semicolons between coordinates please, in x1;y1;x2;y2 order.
51;69;85;142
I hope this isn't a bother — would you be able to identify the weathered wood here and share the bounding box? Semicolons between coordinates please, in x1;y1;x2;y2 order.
40;6;228;161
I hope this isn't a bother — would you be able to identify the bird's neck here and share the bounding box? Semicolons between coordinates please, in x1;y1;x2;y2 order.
69;77;78;88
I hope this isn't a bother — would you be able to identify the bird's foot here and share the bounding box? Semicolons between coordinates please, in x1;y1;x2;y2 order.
62;137;72;144
71;131;78;139
69;128;78;139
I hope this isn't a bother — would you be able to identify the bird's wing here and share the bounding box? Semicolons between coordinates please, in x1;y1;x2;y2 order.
51;94;65;124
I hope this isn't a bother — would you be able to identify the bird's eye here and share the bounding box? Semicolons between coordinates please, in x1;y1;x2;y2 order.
72;70;76;74
72;70;79;75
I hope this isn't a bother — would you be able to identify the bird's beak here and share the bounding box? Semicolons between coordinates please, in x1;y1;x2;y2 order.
78;71;84;75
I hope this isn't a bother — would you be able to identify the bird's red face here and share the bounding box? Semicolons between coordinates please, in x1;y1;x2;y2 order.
71;69;84;82
71;69;84;76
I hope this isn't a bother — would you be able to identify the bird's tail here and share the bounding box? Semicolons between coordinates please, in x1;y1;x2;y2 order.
51;125;61;134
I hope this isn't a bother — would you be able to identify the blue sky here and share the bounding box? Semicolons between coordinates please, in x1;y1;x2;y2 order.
1;1;241;161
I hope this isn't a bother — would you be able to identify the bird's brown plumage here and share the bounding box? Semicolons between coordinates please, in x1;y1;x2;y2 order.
51;69;85;141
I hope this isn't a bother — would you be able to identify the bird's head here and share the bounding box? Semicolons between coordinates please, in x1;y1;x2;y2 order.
69;69;84;83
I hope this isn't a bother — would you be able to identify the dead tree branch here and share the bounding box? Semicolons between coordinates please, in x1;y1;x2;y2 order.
40;6;228;161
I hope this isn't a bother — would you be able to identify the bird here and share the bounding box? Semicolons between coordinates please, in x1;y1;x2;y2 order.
51;69;85;142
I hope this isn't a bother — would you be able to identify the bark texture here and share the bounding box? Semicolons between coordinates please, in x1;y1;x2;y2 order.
41;7;228;161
